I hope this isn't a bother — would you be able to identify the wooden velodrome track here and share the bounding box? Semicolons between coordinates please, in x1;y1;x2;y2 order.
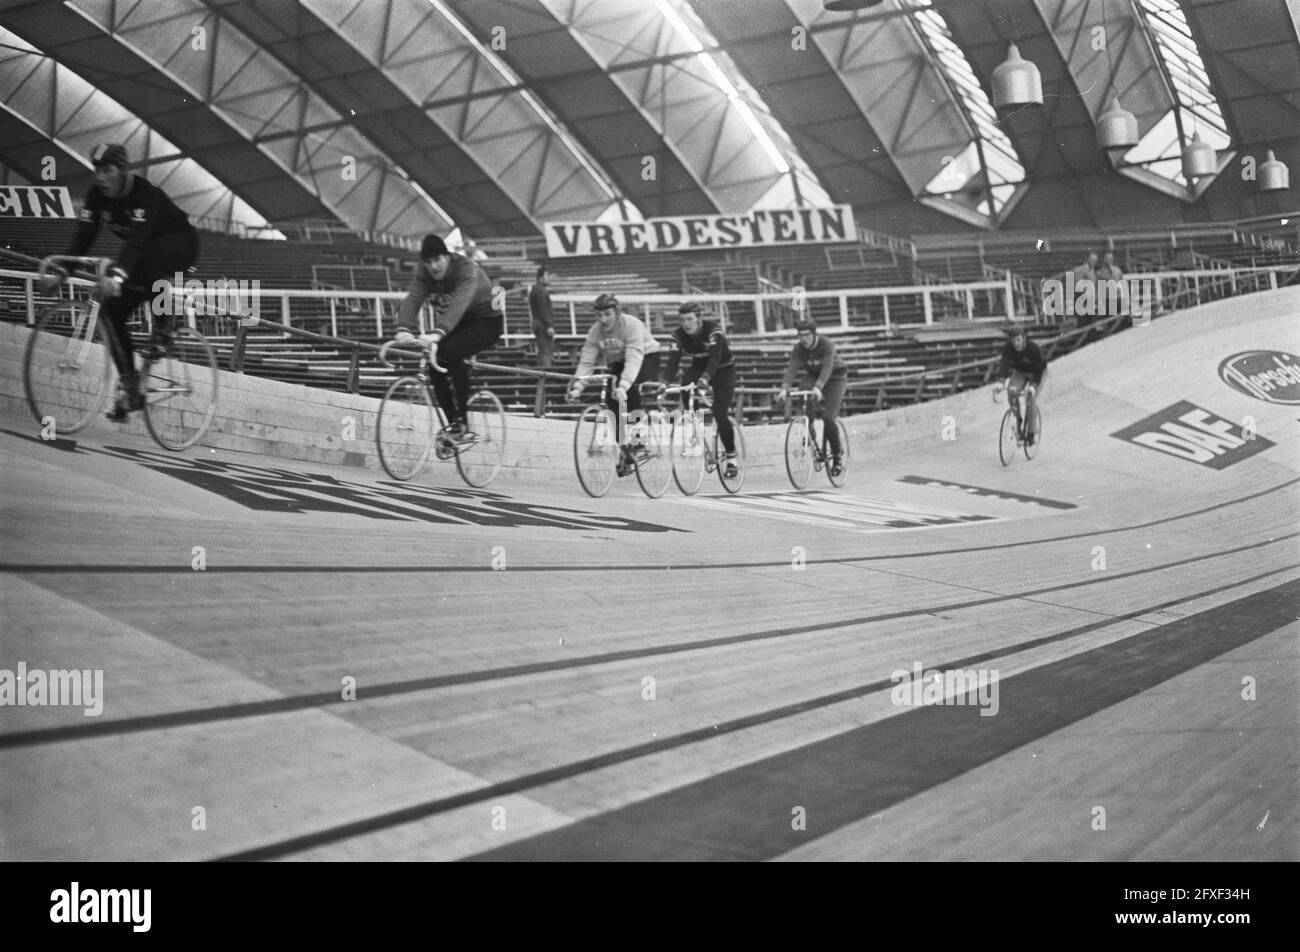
2;289;1296;862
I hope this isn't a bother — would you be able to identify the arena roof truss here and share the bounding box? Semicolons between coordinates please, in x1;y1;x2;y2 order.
2;0;1296;242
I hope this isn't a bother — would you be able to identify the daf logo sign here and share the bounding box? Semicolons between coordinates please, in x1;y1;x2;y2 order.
1218;351;1300;405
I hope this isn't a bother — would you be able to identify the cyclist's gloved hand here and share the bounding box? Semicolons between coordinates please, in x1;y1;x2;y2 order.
776;388;788;402
567;383;583;403
37;266;65;294
98;267;126;299
613;383;630;404
811;385;823;403
393;330;417;345
696;377;712;398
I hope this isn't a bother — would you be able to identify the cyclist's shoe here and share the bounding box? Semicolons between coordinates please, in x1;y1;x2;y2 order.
441;420;475;444
723;454;739;480
1025;432;1036;447
629;440;651;462
106;392;144;422
106;374;144;421
830;458;844;479
616;447;635;477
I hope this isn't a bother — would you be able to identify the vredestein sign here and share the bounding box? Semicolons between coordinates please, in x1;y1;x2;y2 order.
544;205;857;257
0;186;75;218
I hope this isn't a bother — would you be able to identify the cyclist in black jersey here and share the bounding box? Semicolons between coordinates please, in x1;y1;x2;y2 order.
777;319;848;478
997;324;1047;445
39;143;199;421
660;302;739;479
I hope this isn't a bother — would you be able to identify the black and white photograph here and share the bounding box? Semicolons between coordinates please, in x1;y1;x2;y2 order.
0;0;1295;912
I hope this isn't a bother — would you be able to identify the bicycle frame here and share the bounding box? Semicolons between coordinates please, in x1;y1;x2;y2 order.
790;391;835;465
379;340;457;447
661;383;719;468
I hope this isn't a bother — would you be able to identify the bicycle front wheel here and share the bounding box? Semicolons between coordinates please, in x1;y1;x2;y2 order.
574;404;618;497
142;327;219;450
377;377;435;480
456;389;506;487
827;419;849;488
1023;405;1042;460
23;302;113;435
633;410;673;499
784;417;814;490
671;413;707;496
717;418;746;494
998;409;1018;466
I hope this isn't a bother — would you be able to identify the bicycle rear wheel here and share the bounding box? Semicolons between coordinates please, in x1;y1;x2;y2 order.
671;412;707;495
633;410;672;499
827;419;849;488
716;418;746;494
455;389;506;487
1023;405;1042;460
377;377;435;480
574;404;618;497
784;416;814;489
23;302;113;435
142;326;219;450
998;409;1018;466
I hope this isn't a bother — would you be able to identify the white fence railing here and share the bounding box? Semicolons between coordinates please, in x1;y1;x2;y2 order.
3;264;1296;342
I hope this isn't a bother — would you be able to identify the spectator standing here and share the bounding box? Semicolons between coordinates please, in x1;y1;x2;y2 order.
529;266;556;368
1094;250;1126;321
1072;251;1099;324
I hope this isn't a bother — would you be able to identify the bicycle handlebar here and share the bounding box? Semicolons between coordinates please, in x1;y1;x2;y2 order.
378;338;428;369
39;254;112;282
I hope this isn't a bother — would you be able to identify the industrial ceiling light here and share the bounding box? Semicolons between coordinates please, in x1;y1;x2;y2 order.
1260;150;1290;192
991;43;1042;109
823;0;886;9
1096;6;1136;152
1180;131;1216;180
1098;97;1139;150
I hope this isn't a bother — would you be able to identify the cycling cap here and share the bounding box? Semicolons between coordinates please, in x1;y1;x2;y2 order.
794;319;818;332
90;143;128;169
593;293;619;311
420;234;449;258
1006;323;1028;338
678;302;703;315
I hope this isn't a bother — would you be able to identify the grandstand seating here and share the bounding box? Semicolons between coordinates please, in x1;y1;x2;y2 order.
4;215;1295;426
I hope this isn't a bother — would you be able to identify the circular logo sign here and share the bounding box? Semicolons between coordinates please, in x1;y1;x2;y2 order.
1218;351;1300;405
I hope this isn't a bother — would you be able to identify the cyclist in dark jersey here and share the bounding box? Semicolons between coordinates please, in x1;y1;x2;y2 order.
777;319;848;478
393;234;502;440
997;324;1047;445
660;302;740;479
40;143;199;420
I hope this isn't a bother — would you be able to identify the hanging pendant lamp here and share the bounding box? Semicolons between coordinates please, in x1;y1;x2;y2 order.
1098;97;1139;150
1260;150;1290;192
1181;131;1216;180
992;43;1043;109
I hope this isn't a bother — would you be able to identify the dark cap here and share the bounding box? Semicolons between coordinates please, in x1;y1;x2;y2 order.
90;143;128;169
678;302;703;315
420;234;449;259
